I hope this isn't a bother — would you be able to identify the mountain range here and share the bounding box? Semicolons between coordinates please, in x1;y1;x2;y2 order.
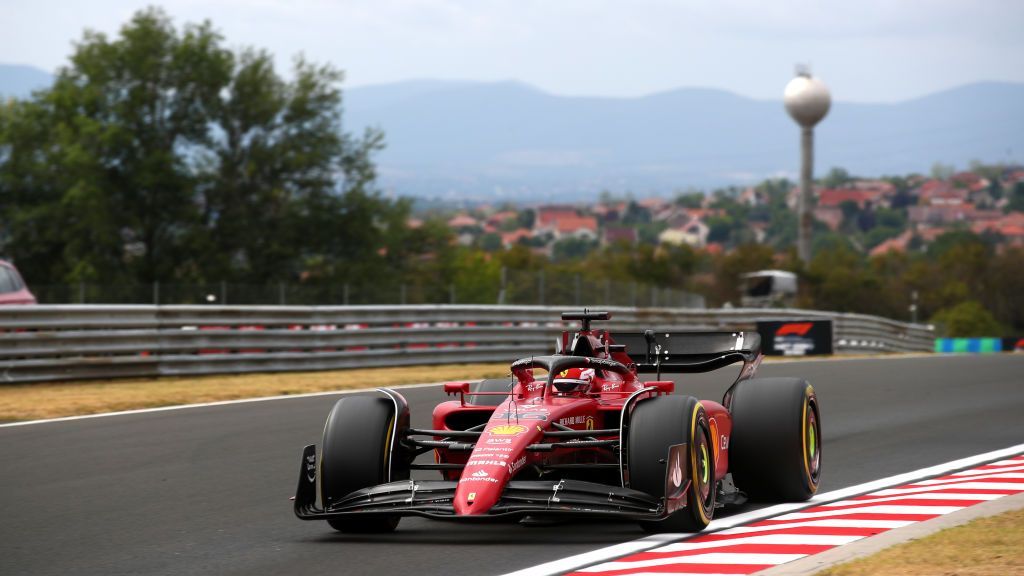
4;63;1023;201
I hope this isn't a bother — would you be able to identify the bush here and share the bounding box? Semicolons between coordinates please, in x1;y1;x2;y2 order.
931;301;1004;337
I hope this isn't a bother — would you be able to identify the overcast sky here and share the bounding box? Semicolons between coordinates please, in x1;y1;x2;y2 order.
2;0;1022;102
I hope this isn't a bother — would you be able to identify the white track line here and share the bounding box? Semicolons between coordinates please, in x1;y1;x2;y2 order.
499;443;1024;576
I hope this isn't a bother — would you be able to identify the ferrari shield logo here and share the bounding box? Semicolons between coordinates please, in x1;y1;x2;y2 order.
488;424;528;436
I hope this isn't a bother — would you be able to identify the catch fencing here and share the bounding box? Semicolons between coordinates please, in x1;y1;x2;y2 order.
0;305;934;383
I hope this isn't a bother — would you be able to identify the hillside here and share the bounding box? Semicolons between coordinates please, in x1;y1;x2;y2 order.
4;63;1022;200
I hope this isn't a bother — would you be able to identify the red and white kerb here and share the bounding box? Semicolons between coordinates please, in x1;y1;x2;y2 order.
569;455;1024;576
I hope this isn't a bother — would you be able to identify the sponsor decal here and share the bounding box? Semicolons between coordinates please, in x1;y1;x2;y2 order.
557;415;593;426
488;424;528;436
472;469;489;478
601;382;622;392
305;453;316;483
485;438;512;445
721;435;729;450
459;477;499;484
669;450;683;490
526;382;545;392
476;447;512;453
509;456;527;475
467;492;476;502
585;416;595;431
494;411;548;421
467;459;507;467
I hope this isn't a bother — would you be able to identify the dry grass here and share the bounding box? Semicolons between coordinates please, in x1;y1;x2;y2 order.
817;508;1024;576
0;363;509;422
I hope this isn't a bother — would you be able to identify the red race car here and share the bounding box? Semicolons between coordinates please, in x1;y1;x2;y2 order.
294;311;821;533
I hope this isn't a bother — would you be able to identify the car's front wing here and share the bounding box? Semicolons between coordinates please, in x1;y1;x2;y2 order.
293;444;671;522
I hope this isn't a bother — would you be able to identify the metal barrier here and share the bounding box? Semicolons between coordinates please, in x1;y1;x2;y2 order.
0;305;934;383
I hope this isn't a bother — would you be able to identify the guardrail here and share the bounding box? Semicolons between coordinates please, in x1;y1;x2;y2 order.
0;305;934;383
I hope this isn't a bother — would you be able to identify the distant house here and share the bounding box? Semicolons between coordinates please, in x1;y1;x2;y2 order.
601;226;638;247
501;228;534;248
817;188;882;210
915;180;969;206
908;204;977;225
486;211;518;228
535;205;598;241
869;231;913;258
448;214;480;229
658;218;709;248
972;212;1024;246
813;206;844;231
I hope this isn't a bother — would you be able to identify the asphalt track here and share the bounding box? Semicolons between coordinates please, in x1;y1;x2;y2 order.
1;354;1022;576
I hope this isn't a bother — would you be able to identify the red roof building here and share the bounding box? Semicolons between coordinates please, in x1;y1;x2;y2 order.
817;188;882;209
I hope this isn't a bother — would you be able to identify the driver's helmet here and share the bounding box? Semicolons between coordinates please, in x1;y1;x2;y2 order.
553;367;596;393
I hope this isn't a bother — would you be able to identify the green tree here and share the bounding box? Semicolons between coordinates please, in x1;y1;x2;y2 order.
0;8;401;288
822;167;852;188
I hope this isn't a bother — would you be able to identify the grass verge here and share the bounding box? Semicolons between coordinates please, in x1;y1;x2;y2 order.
817;507;1024;576
0;363;508;422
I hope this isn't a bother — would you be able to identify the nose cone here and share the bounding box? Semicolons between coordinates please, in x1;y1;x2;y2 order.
784;75;831;127
453;423;538;516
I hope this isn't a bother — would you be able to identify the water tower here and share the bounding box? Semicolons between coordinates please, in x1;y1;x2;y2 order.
784;67;831;263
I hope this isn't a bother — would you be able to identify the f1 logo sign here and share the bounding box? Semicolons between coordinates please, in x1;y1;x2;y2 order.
776;323;813;337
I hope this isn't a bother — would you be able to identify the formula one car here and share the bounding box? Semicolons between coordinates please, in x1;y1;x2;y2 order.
294;311;821;533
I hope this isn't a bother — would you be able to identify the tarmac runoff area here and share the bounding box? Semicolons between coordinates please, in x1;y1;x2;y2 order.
505;447;1024;576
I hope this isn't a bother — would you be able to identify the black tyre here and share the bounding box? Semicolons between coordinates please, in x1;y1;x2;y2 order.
728;378;821;501
467;378;512;407
628;395;715;533
320;395;406;532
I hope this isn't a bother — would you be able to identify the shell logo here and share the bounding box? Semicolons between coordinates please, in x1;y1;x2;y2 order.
709;418;720;461
488;424;528;436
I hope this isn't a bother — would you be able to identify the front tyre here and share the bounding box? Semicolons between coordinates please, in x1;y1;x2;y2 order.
728;378;821;501
320;395;406;532
628;395;715;533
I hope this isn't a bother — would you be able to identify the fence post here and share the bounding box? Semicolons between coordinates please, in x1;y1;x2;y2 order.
220;281;227;305
400;284;407;305
78;282;86;304
574;274;582;306
278;282;285;305
631;282;637;308
449;283;456;305
343;284;350;305
153;281;160;305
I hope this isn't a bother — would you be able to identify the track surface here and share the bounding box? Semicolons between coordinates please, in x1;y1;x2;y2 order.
1;355;1022;576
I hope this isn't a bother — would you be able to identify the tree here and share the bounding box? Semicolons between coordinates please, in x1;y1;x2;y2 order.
0;8;401;288
822;167;852;188
930;162;955;180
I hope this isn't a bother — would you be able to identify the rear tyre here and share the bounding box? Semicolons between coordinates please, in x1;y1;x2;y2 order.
628;395;715;533
320;395;406;532
467;378;512;407
728;378;821;501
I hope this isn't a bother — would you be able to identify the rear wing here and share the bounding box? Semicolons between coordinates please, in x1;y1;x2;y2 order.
610;331;761;374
